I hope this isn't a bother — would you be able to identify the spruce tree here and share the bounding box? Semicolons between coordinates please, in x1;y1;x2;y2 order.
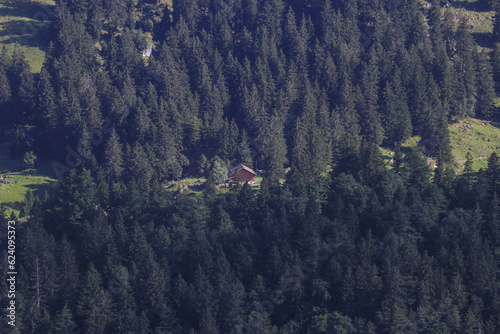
358;46;384;145
238;129;254;168
17;62;36;122
476;51;496;119
456;19;478;116
36;68;57;130
103;129;124;181
0;66;11;104
492;43;500;86
0;66;12;124
77;264;112;334
464;151;474;175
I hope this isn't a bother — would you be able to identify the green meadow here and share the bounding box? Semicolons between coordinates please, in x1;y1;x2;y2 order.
0;143;56;217
0;0;55;73
449;117;500;171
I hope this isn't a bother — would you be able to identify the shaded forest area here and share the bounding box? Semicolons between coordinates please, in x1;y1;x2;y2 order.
1;0;500;333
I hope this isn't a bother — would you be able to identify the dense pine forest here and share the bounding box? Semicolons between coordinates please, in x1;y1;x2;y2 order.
1;0;500;333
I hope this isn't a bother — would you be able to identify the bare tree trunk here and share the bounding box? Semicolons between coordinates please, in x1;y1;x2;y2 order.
31;256;45;309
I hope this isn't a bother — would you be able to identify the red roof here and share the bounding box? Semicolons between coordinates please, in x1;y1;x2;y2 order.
228;164;257;177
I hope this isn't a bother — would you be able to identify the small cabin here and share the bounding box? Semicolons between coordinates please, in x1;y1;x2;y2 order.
228;164;257;183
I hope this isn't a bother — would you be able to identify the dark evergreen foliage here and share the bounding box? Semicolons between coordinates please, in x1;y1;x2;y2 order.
2;0;500;333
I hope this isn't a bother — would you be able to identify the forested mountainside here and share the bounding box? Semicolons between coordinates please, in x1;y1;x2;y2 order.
1;0;500;333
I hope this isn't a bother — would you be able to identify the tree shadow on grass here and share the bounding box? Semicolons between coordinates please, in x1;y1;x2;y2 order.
2;201;18;213
0;20;51;49
489;117;500;130
450;0;492;13
472;32;494;48
24;179;57;198
0;0;56;20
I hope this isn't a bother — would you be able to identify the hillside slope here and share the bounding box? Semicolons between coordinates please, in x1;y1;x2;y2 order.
0;0;55;72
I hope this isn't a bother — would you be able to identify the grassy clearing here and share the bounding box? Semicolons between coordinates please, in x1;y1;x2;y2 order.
165;174;265;197
164;177;207;195
0;0;55;73
449;117;500;170
381;136;437;170
0;143;56;217
447;0;494;31
381;117;500;173
0;169;55;217
422;0;495;48
445;0;494;48
380;147;396;169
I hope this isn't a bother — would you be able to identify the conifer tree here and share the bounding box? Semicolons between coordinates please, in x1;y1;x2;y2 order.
53;304;77;334
492;43;500;86
57;236;80;306
238;129;254;168
404;148;431;191
104;0;127;32
434;47;453;115
428;0;443;51
87;0;104;40
393;145;403;174
79;74;102;130
77;264;112;334
381;78;411;145
131;99;151;142
16;62;36;122
290;114;310;185
209;156;228;186
36;68;57;130
284;7;300;60
103;129;124;181
476;51;496;119
359;46;384;145
0;66;11;115
455;19;478;116
261;114;287;186
487;152;500;195
54;169;98;230
144;82;159;123
464;151;474;175
158;122;187;180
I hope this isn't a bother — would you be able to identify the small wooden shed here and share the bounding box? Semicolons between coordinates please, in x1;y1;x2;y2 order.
228;164;257;183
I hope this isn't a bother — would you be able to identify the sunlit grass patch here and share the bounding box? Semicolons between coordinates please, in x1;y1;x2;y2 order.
0;142;57;217
0;0;56;72
449;117;500;171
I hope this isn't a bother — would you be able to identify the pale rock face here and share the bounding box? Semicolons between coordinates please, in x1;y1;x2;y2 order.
142;44;153;58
